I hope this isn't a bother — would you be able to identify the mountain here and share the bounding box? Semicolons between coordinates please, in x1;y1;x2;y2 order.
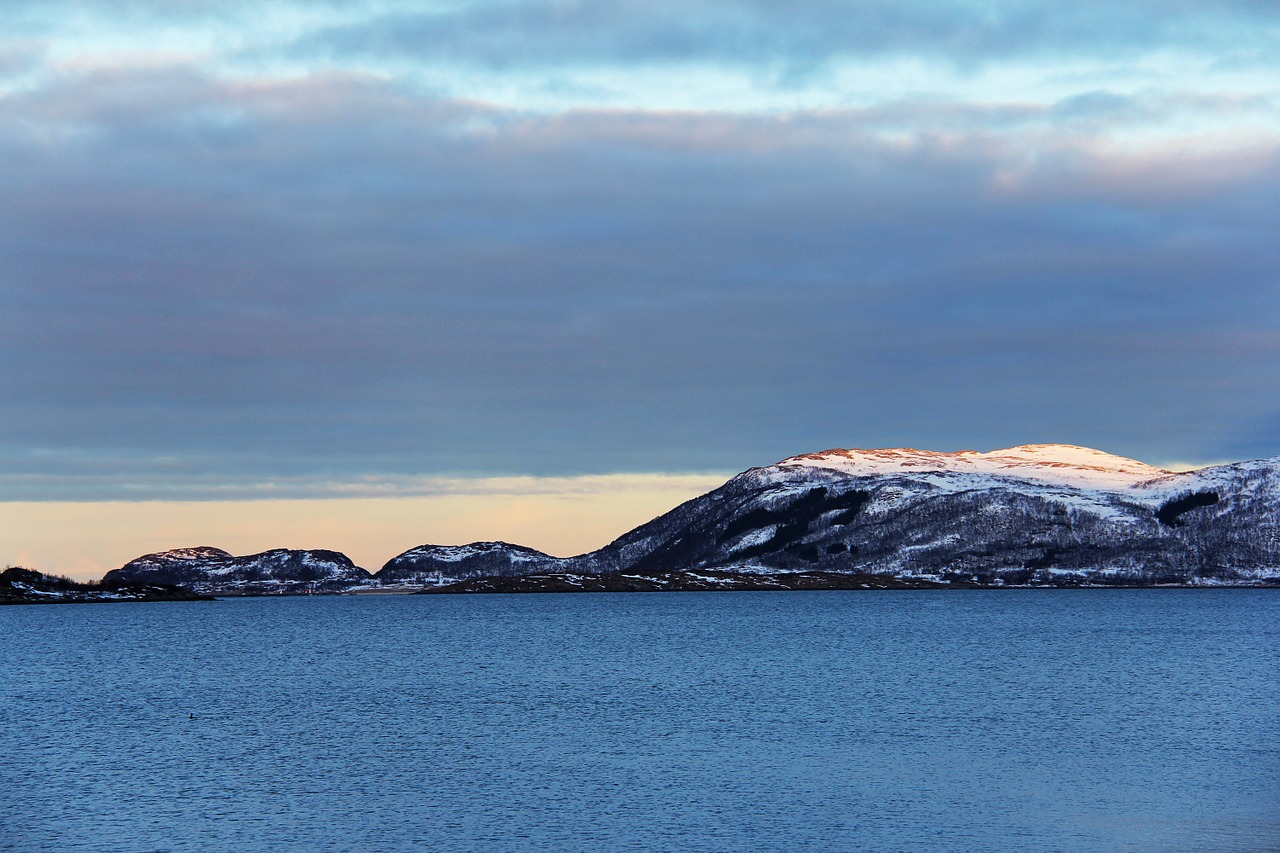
384;444;1280;589
101;444;1280;595
103;547;374;595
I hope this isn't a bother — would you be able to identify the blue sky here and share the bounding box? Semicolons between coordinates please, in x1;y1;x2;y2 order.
3;0;1279;510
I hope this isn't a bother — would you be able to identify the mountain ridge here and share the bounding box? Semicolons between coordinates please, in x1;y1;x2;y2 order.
99;444;1280;593
776;443;1171;487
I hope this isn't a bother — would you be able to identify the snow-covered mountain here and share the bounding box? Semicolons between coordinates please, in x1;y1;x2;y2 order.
382;444;1280;588
570;444;1280;585
104;546;374;595
105;445;1280;593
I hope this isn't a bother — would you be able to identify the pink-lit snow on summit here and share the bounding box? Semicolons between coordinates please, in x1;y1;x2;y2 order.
777;444;1171;488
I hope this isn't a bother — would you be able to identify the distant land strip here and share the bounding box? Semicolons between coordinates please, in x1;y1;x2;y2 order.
9;444;1280;603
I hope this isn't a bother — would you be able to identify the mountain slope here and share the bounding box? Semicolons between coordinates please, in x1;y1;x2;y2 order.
385;444;1280;588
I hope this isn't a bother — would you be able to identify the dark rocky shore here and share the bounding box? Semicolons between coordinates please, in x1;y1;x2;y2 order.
416;569;953;594
413;570;1280;594
0;567;214;605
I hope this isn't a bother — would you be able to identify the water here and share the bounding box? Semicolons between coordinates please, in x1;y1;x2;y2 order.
3;590;1278;852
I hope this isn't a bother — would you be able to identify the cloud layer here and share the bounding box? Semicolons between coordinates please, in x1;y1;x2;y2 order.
2;2;1279;500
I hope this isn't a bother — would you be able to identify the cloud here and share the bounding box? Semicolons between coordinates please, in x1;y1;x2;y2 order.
7;1;1280;112
0;38;46;79
2;62;1278;500
294;1;1280;74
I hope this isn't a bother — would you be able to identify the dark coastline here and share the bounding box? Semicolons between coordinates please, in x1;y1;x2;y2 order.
413;569;1280;595
0;567;215;606
7;566;1277;604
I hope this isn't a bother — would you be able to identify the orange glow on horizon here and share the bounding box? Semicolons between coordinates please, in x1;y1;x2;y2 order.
3;473;729;581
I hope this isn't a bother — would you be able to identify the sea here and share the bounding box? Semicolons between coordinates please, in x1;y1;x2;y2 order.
3;590;1278;852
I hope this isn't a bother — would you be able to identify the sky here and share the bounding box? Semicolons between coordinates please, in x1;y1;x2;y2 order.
3;1;1279;577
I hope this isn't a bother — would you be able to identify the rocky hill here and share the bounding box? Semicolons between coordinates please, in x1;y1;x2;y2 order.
103;547;374;595
377;541;568;585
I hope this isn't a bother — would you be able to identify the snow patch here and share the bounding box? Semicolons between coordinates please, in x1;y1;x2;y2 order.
776;444;1170;489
